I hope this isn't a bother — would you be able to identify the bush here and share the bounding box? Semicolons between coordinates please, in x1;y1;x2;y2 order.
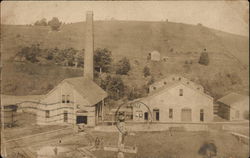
116;57;131;75
127;86;144;100
34;18;47;26
48;17;62;31
101;75;125;100
147;76;155;85
199;51;209;65
198;142;217;158
16;44;41;63
94;48;112;73
143;66;151;77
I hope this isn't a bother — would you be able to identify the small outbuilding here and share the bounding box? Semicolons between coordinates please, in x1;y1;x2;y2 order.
217;93;249;121
148;50;161;61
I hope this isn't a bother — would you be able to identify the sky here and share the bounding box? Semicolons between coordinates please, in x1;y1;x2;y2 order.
1;1;249;36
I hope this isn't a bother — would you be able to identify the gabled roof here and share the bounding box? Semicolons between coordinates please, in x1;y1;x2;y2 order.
134;81;212;104
63;77;107;105
217;92;248;106
152;82;212;99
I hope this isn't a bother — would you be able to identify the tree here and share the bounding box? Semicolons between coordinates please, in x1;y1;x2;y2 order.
127;86;146;100
101;75;125;100
34;18;47;26
143;66;151;77
48;17;62;31
116;57;131;75
75;49;84;67
199;51;209;66
94;48;112;73
147;76;155;85
17;44;41;63
198;142;217;158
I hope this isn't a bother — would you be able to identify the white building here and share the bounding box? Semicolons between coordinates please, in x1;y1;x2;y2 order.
36;77;107;126
132;75;214;123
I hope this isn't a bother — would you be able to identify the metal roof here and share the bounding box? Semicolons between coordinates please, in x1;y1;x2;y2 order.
217;92;248;106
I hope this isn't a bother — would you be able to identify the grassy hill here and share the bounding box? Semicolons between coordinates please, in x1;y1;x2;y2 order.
1;21;249;98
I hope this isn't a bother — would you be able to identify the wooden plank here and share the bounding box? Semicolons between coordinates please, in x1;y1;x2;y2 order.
104;146;137;154
231;132;249;139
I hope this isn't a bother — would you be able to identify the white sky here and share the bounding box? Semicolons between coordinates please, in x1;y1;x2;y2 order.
1;1;249;36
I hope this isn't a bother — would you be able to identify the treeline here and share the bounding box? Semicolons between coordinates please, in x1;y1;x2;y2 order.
34;17;62;31
14;44;154;101
15;44;84;67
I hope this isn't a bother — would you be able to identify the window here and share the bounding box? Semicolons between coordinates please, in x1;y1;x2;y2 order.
169;109;173;119
178;77;181;81
66;95;70;103
200;109;204;122
62;95;66;103
164;81;167;85
144;112;148;120
45;110;50;118
179;89;183;96
153;109;160;121
63;111;68;122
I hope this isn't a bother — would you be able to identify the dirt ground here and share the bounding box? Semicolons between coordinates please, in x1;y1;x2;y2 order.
92;130;249;158
2;113;249;158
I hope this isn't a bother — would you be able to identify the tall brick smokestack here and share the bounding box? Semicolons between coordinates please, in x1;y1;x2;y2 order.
84;11;94;80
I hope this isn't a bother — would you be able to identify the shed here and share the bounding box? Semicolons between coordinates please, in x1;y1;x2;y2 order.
148;50;161;61
217;93;249;120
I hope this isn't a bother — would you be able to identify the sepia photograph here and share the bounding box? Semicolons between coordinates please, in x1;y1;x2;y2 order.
0;1;249;158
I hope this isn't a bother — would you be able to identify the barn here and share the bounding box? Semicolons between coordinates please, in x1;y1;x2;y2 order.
217;93;249;121
131;75;214;123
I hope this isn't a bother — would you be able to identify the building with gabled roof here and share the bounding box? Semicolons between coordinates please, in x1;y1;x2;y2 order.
131;75;213;123
36;11;107;126
37;77;107;126
217;92;249;121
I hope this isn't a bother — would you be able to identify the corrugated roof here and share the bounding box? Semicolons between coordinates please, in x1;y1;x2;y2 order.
64;77;107;105
217;92;248;106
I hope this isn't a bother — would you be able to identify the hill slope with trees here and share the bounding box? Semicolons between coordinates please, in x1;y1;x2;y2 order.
1;21;249;99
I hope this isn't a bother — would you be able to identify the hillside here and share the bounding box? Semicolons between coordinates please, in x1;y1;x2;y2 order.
1;21;249;63
1;21;249;98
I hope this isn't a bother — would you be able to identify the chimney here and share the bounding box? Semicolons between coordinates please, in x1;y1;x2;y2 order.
84;11;94;80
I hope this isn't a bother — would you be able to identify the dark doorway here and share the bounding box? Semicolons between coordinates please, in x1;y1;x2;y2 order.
76;116;87;124
153;109;160;121
200;109;204;122
144;112;148;120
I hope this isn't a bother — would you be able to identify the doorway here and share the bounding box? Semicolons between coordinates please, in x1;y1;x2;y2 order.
76;116;87;124
153;109;160;121
181;108;192;122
